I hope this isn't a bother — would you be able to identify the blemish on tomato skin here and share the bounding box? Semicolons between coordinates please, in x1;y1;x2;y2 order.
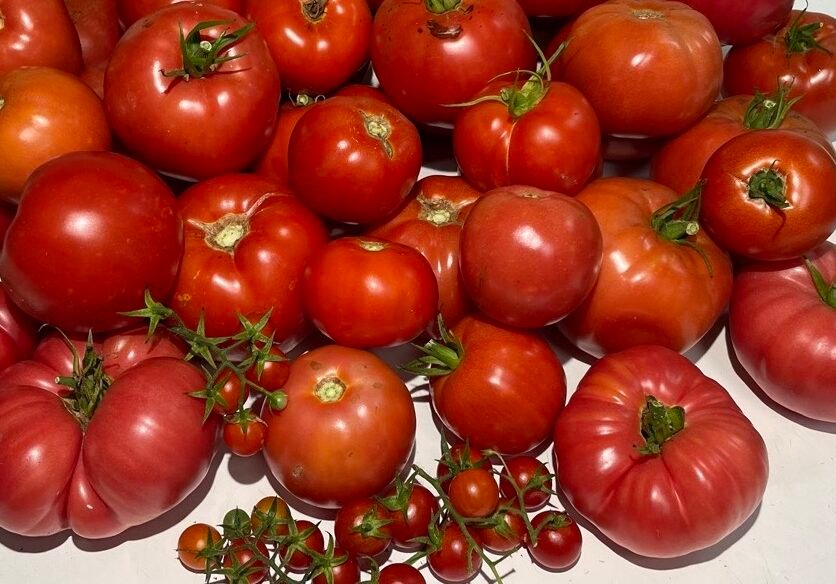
310;360;323;370
292;465;304;479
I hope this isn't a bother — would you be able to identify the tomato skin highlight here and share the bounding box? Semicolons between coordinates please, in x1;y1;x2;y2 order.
527;512;582;570
676;0;793;45
178;523;222;572
0;0;83;76
448;468;500;519
427;523;482;583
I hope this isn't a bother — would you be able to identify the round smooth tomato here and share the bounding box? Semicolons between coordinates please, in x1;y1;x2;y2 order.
527;512;582;570
302;237;438;348
279;520;326;570
246;0;372;94
178;523;222;572
223;413;267;457
560;0;722;138
677;0;792;45
700;130;836;260
245;346;291;392
371;0;536;126
517;0;603;17
116;0;246;27
554;345;769;558
379;563;425;584
253;98;314;186
0;151;183;333
0;0;83;76
251;496;293;538
223;538;269;584
369;175;482;329
724;10;836;137
262;345;416;508
435;443;488;492
730;243;836;422
448;468;499;518
288;96;422;225
558;178;733;357
476;507;527;554
312;552;361;584
104;3;280;181
169;174;327;347
335;84;391;103
334;499;393;557
380;483;439;550
0;66;111;202
499;457;552;511
427;523;481;583
459;186;602;328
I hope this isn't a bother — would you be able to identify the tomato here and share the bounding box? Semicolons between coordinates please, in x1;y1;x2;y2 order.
0;330;218;538
380;483;439;550
730;243;836;422
427;523;481;583
288;96;422;225
516;0;603;17
223;413;267;457
246;0;372;94
334;499;393;557
116;0;246;27
699;130;836;260
724;10;836;137
560;0;722;138
459;186;602;328
558;178;733;357
435;443;488;493
169;175;328;346
371;0;536;126
253;98;314;186
379;563;426;584
677;0;792;45
104;3;280;181
554;345;769;558
527;512;582;570
64;0;120;67
279;520;325;571
223;538;269;584
0;152;183;333
369;176;481;329
0;0;83;76
448;468;499;518
250;496;292;538
0;67;111;202
212;372;249;416
302;237;438;348
476;506;527;554
245;347;291;392
178;523;222;572
262;345;416;508
335;84;391;103
499;457;552;511
453;76;601;195
312;551;361;584
651;91;836;195
0;287;36;374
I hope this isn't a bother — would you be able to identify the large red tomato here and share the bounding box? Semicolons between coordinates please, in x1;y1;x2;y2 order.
676;0;792;45
64;0;121;66
560;0;722;138
554;346;769;558
253;98;314;186
730;243;836;422
371;0;536;126
169;174;328;348
724;10;836;137
262;345;416;508
0;287;37;374
116;0;246;27
0;151;183;333
104;3;280;181
246;0;372;94
0;0;83;76
558;178;732;357
0;330;218;538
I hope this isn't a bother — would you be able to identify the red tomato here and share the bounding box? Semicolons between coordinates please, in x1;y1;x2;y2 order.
223;413;267;457
104;3;280;180
178;523;222;572
380;483;439;550
246;0;372;94
517;0;603;17
427;523;481;583
448;468;499;518
0;287;36;374
527;512;582;570
0;152;182;333
558;178;733;357
453;76;601;195
560;0;722;137
554;345;769;558
312;552;361;584
288;96;422;225
0;330;218;538
279;520;325;571
302;237;438;348
0;0;83;76
724;10;836;137
459;186;602;328
369;176;481;328
334;499;393;557
700;130;836;260
334;84;391;103
64;0;121;67
499;456;552;511
223;538;269;584
169;175;327;347
730;243;836;422
250;496;293;538
379;563;426;584
0;67;111;202
212;372;248;416
435;443;488;493
677;0;792;45
116;0;246;27
262;345;416;508
253;99;314;186
245;346;291;392
371;0;536;126
651;92;836;195
476;507;527;554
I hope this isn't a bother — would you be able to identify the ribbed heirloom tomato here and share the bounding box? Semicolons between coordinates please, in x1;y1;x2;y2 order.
0;0;83;76
0;287;36;373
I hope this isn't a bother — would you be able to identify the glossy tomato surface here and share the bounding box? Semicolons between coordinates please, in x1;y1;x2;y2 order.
0;287;36;374
0;0;83;75
116;0;246;27
517;0;603;17
253;99;314;186
427;523;481;583
65;0;121;67
677;0;793;44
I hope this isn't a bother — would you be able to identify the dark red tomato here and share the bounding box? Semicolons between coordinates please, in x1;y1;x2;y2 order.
0;287;36;374
0;202;13;244
448;468;499;518
454;76;601;195
253;99;314;186
213;372;249;415
245;346;291;392
0;152;182;333
279;520;326;571
381;483;439;550
371;0;536;126
435;443;488;493
0;0;83;76
335;84;391;103
64;0;120;67
104;3;280;181
170;175;327;347
312;552;361;584
555;346;769;558
517;0;603;17
700;130;836;260
288;96;422;225
527;512;582;570
730;243;836;422
116;0;246;27
379;563;425;584
246;0;372;94
302;237;438;348
223;413;267;457
459;186;602;328
178;523;222;572
369;176;482;328
601;134;667;162
678;0;792;45
223;538;269;584
476;506;527;554
262;345;416;508
724;10;836;137
427;523;481;583
334;499;393;557
499;457;552;511
560;0;722;138
651;92;836;195
558;178;733;357
251;496;293;538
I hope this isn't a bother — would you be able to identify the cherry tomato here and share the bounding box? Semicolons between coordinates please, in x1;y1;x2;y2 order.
116;0;246;27
476;506;528;554
435;443;489;493
381;483;439;550
213;372;249;416
223;413;267;457
253;98;314;186
178;523;222;572
245;346;291;392
427;523;481;583
223;538;269;584
527;512;582;570
448;468;500;518
379;563;426;584
279;520;326;571
250;496;293;539
312;551;361;584
334;499;393;557
499;457;552;511
0;0;83;76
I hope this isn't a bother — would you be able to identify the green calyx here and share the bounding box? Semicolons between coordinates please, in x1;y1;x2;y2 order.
748;163;789;209
784;9;831;55
650;182;714;276
743;85;802;130
638;395;685;456
162;20;254;81
425;0;461;14
804;257;836;308
55;332;113;430
402;315;463;377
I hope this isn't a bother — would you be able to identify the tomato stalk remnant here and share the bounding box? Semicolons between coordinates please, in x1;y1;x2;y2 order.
748;164;789;209
804;257;836;308
361;111;395;158
418;196;459;226
314;376;347;403
743;85;801;130
162;20;254;80
55;333;113;430
639;395;685;455
301;0;327;22
784;9;831;55
425;0;462;14
650;182;714;275
402;315;463;376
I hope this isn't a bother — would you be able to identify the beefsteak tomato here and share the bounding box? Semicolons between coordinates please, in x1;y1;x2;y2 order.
0;0;83;76
0;287;36;374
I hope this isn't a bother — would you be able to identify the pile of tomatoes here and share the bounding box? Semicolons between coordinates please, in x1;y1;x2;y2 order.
0;0;833;582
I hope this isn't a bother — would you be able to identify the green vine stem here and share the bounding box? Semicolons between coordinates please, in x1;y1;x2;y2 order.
638;395;685;456
805;257;836;308
162;20;254;80
402;315;463;377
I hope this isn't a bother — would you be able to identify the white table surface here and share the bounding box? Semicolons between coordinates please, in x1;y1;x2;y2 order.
2;1;835;581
